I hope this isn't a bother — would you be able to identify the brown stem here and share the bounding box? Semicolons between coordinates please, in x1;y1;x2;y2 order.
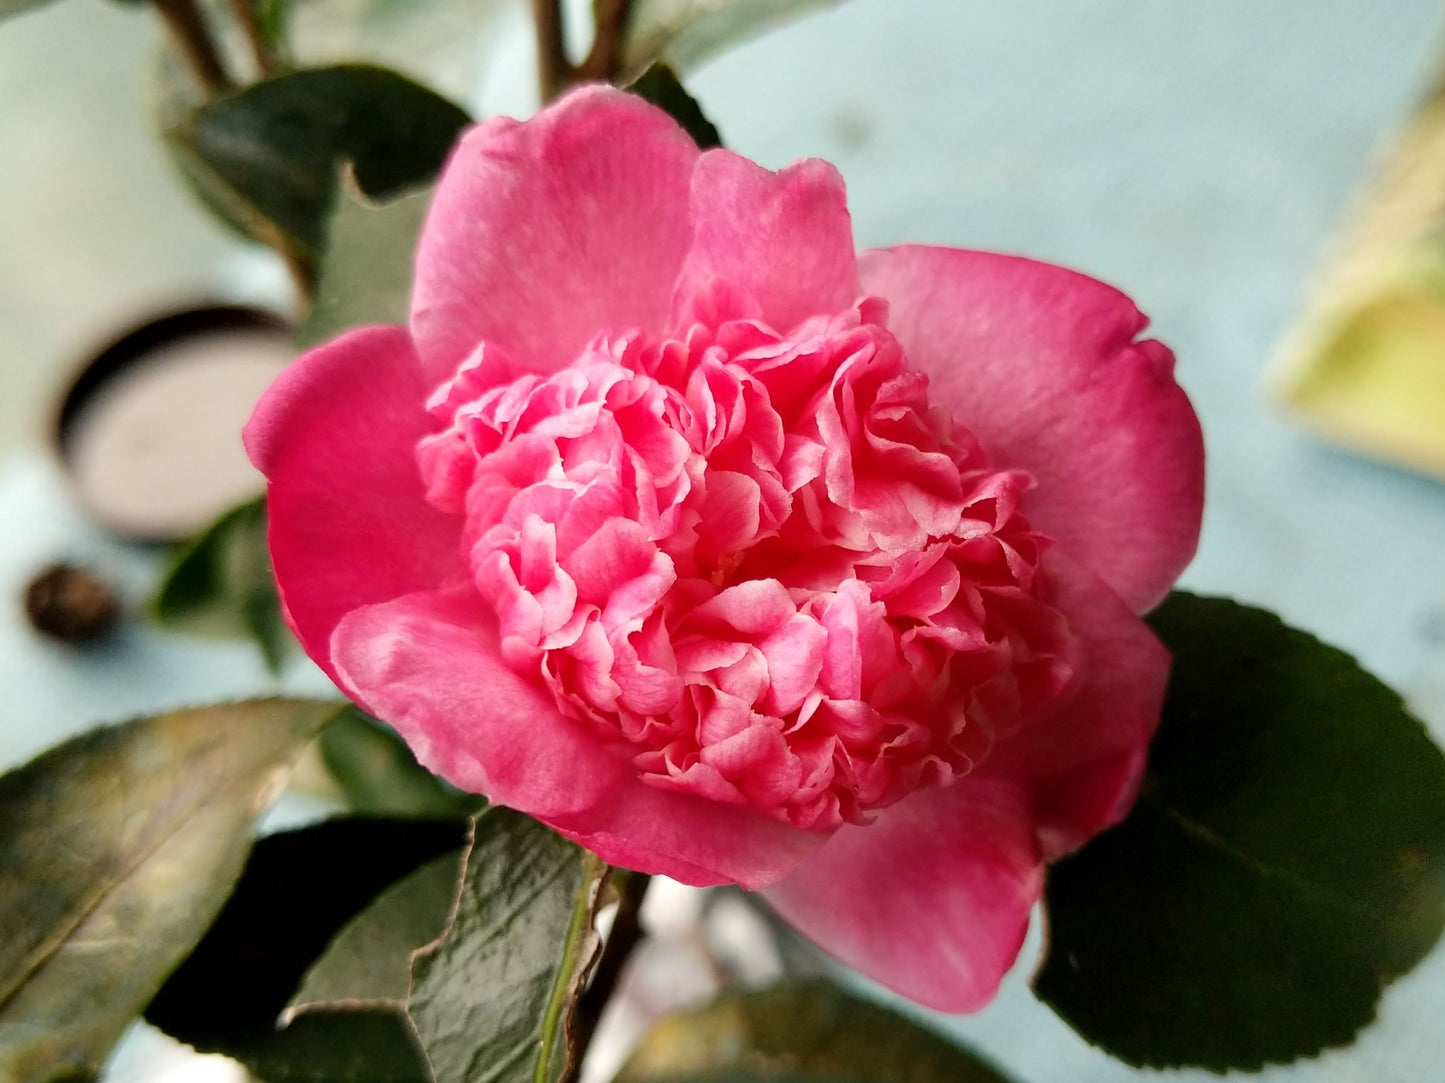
223;0;276;77
531;0;573;102
578;0;637;82
151;0;232;95
564;872;652;1083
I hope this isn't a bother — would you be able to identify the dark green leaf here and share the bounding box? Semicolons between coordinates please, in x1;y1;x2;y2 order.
615;980;1015;1083
1034;592;1445;1070
297;175;431;349
279;809;609;1083
0;699;338;1082
622;0;843;73
626;64;722;149
146;817;466;1083
320;707;483;818
153;497;289;672
166;65;469;267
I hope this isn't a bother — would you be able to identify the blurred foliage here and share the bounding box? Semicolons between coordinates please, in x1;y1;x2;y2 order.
616;980;1015;1082
298;175;431;348
320;706;484;818
0;699;337;1080
621;0;847;75
164;64;469;275
628;63;723;148
153;496;289;672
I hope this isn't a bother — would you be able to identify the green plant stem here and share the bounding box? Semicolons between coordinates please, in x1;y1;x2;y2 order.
578;0;637;81
563;871;652;1083
151;0;232;94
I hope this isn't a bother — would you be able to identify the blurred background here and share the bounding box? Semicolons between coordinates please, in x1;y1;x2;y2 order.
3;1;1445;1080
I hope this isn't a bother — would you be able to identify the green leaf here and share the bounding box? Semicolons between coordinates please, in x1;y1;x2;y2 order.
1034;592;1445;1070
320;707;483;818
615;980;1015;1083
621;0;845;73
626;64;722;149
280;809;609;1083
0;698;338;1082
166;65;469;269
145;817;467;1083
152;497;289;672
297;175;432;349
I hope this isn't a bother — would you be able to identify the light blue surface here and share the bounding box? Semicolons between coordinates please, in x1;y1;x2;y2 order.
2;1;1444;1080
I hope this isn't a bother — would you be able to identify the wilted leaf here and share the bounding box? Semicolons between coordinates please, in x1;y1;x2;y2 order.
1277;271;1445;482
146;817;466;1083
626;64;722;149
616;980;1015;1082
0;699;338;1082
319;707;481;818
1034;592;1445;1070
166;65;468;269
296;176;431;349
622;0;846;74
153;497;288;672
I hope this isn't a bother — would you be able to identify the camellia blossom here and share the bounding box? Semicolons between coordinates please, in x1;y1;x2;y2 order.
246;86;1204;1012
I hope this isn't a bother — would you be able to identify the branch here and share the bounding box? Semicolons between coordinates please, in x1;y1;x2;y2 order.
578;0;637;82
151;0;232;95
531;0;573;102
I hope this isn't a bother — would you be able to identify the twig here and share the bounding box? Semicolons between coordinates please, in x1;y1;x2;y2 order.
151;0;232;95
531;0;572;102
223;0;276;77
578;0;637;82
564;871;652;1083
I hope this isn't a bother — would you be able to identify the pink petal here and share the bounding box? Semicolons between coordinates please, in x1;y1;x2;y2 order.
764;776;1042;1011
332;587;825;889
243;325;462;683
860;246;1204;613
1028;747;1149;862
550;779;826;890
982;555;1169;858
674;154;859;334
331;588;625;819
411;87;700;382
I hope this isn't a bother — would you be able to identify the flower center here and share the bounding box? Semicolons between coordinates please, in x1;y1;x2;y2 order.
416;301;1076;830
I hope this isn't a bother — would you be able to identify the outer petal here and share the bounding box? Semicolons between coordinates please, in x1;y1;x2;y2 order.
411;86;700;382
983;555;1170;859
333;588;825;889
860;246;1204;613
331;588;624;819
243;325;462;683
673;153;858;333
765;777;1042;1012
549;785;827;891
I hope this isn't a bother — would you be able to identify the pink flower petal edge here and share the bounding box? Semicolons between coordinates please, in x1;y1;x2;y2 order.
859;245;1205;614
411;86;700;383
242;325;462;681
765;775;1043;1012
331;587;825;888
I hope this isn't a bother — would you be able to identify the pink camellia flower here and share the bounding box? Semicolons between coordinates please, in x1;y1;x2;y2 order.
246;86;1204;1012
